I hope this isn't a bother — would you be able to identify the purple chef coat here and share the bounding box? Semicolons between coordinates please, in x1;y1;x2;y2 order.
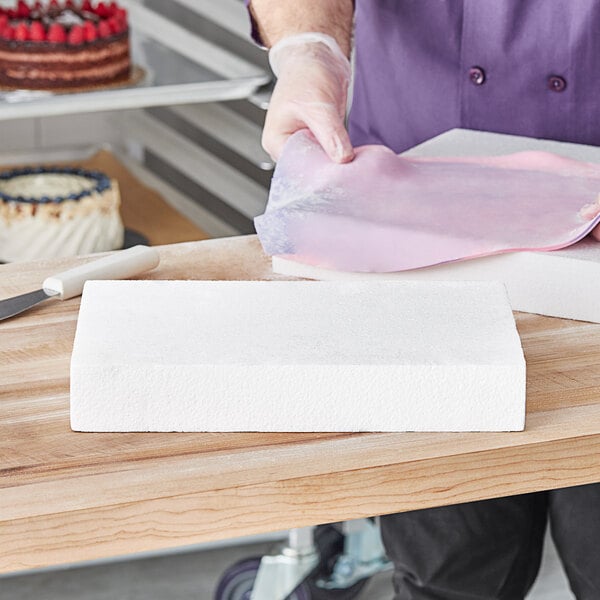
350;1;600;152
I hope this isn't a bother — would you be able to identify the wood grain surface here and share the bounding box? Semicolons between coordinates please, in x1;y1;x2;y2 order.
1;236;600;574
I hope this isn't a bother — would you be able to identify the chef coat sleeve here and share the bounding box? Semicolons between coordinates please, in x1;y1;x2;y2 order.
244;0;266;47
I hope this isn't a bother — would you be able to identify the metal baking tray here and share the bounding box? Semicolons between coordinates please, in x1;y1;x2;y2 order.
0;0;270;121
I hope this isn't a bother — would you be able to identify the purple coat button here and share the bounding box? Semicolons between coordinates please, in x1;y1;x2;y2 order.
469;66;486;85
548;75;567;92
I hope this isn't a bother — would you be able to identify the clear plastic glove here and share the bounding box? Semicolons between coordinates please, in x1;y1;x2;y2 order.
264;33;354;163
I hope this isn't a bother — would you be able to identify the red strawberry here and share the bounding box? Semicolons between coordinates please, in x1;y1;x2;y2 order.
83;20;97;41
0;15;8;29
33;1;43;9
108;1;118;15
14;22;29;41
2;25;15;40
115;7;127;24
81;0;93;11
98;19;111;38
29;20;45;41
95;2;108;17
47;22;66;43
107;16;121;33
66;0;76;7
67;24;84;44
16;0;30;18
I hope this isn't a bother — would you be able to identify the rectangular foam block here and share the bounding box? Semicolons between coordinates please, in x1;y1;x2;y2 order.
273;239;600;323
70;280;525;432
404;128;600;162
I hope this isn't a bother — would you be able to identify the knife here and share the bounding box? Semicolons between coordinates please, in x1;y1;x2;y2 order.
0;245;160;321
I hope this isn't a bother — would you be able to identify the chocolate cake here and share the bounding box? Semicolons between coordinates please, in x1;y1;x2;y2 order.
0;166;124;262
0;0;130;91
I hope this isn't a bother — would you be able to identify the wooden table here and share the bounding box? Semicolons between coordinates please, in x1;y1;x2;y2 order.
1;236;600;575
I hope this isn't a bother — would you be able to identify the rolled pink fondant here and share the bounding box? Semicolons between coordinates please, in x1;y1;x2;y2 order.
255;130;600;272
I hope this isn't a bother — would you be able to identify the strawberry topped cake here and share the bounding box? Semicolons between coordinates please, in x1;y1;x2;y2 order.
0;0;130;90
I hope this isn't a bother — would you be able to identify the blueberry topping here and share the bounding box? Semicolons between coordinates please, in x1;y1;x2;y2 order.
0;166;111;203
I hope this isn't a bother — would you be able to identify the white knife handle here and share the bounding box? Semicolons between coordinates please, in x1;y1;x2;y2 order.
42;245;160;300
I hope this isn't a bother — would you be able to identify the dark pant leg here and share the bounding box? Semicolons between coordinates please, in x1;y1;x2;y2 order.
549;483;600;599
381;493;548;600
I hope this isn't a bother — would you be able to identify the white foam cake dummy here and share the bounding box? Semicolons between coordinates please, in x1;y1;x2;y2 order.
273;130;600;323
70;280;525;433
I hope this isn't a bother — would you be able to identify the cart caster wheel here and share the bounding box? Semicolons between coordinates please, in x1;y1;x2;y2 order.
214;557;312;600
306;526;368;600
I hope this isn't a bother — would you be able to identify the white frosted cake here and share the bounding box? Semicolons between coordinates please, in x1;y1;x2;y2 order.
0;166;124;262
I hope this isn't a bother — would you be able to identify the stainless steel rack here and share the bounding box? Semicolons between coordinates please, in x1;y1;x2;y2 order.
0;0;274;236
0;0;270;121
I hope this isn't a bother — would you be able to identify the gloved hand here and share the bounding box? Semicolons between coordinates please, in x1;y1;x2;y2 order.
264;33;354;164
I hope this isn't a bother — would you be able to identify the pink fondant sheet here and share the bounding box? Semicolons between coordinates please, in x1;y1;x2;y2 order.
255;131;600;272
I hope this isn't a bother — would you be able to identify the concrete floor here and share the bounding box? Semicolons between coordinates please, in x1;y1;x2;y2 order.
0;531;573;600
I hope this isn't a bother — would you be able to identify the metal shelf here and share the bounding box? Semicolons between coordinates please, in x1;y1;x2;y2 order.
0;0;270;121
172;0;253;42
125;111;268;220
169;103;273;170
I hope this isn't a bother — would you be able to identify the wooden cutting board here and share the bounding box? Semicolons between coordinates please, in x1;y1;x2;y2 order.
1;235;600;574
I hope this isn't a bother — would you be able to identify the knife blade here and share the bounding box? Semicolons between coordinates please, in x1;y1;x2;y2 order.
0;245;160;322
0;288;59;321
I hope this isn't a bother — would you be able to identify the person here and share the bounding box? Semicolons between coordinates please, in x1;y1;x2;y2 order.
246;2;600;599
